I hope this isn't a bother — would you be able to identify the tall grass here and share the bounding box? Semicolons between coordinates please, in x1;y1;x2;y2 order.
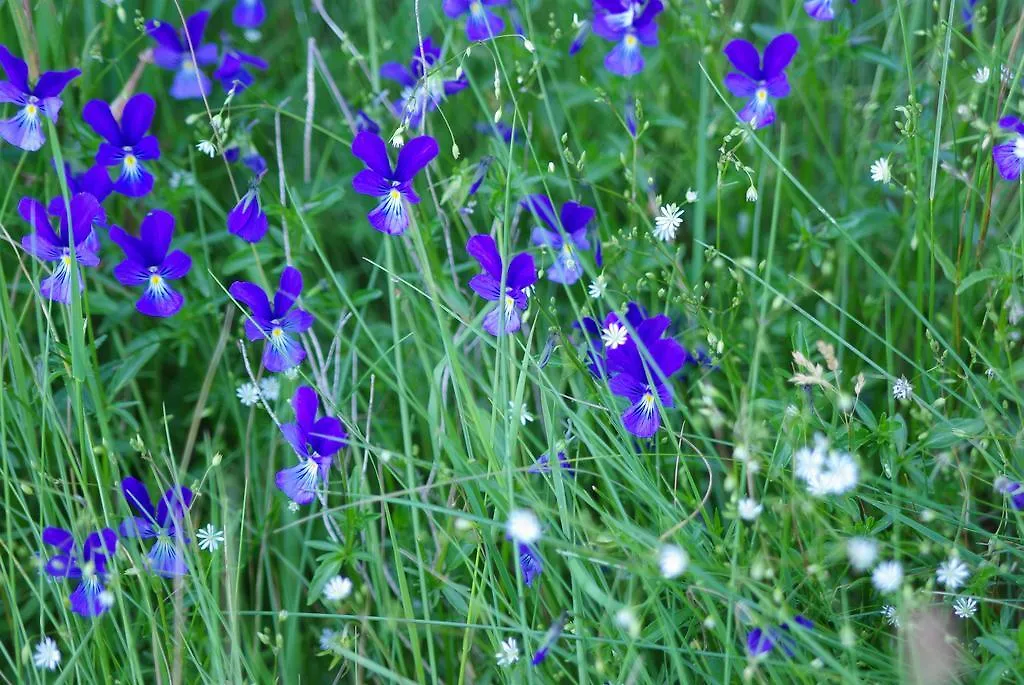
2;0;1023;682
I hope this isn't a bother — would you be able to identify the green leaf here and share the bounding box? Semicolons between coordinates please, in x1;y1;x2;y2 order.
956;268;996;294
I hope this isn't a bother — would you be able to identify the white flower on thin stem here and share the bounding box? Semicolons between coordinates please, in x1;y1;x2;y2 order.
952;596;977;619
324;575;353;601
745;186;758;203
506;509;541;545
973;66;991;84
196;140;217;157
196;523;225;552
495;637;520;666
870;157;892;184
880;604;900;627
602;322;629;350
588;274;608;299
892;375;913;401
33;637;61;671
846;537;879;572
657;544;689;579
259;377;280;401
236;382;260;406
871;560;904;593
614;607;641;638
737;498;763;522
685;188;699;203
508;401;534;425
653;203;683;242
287;500;300;512
936;557;970;591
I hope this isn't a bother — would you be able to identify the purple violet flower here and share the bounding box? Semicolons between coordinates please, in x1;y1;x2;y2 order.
146;11;218;100
804;0;857;21
578;302;649;378
0;44;80;151
229;266;313;373
468;156;494;196
523;195;596;285
233;0;266;28
42;526;117;618
20;193;101;304
531;611;568;666
993;116;1024;181
528;451;574;475
82;93;160;197
443;0;508;41
723;33;799;130
995;476;1024;510
569;19;591;55
602;308;691;437
214;48;268;92
227;178;269;243
962;0;978;32
109;210;191;318
119;476;193;578
276;386;348;506
518;544;543;587
591;0;665;77
381;38;468;129
746;615;814;656
466;234;537;335
355;110;380;134
351;130;438;235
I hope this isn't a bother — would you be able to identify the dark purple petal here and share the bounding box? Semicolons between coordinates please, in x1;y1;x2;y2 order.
0;81;26;104
275;458;323;505
380;61;415;88
139;209;174;264
146;19;184;54
121;476;156;520
762;33;799;80
291;385;319;432
262;331;306;372
82;529;118;563
69;580;109;617
505;253;536;290
42;527;75;553
108;225;146;265
724;72;758;97
113;258;149;287
604;38;644;77
170;66;211;100
0;44;30;93
469;273;502;301
467;234;502;278
466;9;505;41
114;163;154;198
227;189;268;243
44;553;73;578
33;69;81;98
19;196;60;249
352;131;393;178
352;169;391;197
64;193;101;247
394;135;439;182
82;99;122;145
120;93;156;144
134;135;161;161
560;201;595;233
183;11;211;47
723;39;762;80
233;0;266;27
993;141;1024;181
156;485;193;529
160;250;191;280
273;266;304;317
569;21;591;54
521;194;557;230
229;281;273;321
531;226;563;250
518;544;542;586
280;308;313;333
309;416;347;457
442;0;470;16
765;73;790;98
747;628;775;655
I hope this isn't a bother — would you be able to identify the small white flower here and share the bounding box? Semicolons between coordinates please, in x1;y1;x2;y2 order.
196;139;217;157
614;607;641;638
953;596;978;619
523;38;535;53
259;376;280;401
495;637;520;666
1000;64;1012;85
99;590;115;609
33;637;61;671
806;451;859;496
745;186;758;203
324;575;353;601
287;500;300;512
893;375;913;401
508;401;533;425
973;66;991;84
319;628;340;653
871;560;904;593
196;523;225;552
936;557;970;591
602;322;629;350
657;544;689;579
870;157;892;184
236;382;260;406
653;203;683;242
880;604;900;627
506;508;541;545
588;274;608;299
390;127;406;148
685;188;699;203
737;498;763;521
847;537;879;572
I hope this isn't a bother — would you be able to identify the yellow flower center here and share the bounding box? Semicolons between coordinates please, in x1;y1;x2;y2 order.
271;327;284;339
149;274;163;286
625;34;638;48
640;392;656;413
60;254;72;267
756;88;768;103
24;103;38;117
389;188;402;201
124;154;138;169
470;0;482;13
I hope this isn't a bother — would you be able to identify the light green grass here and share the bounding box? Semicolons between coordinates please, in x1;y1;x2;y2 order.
2;0;1023;682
